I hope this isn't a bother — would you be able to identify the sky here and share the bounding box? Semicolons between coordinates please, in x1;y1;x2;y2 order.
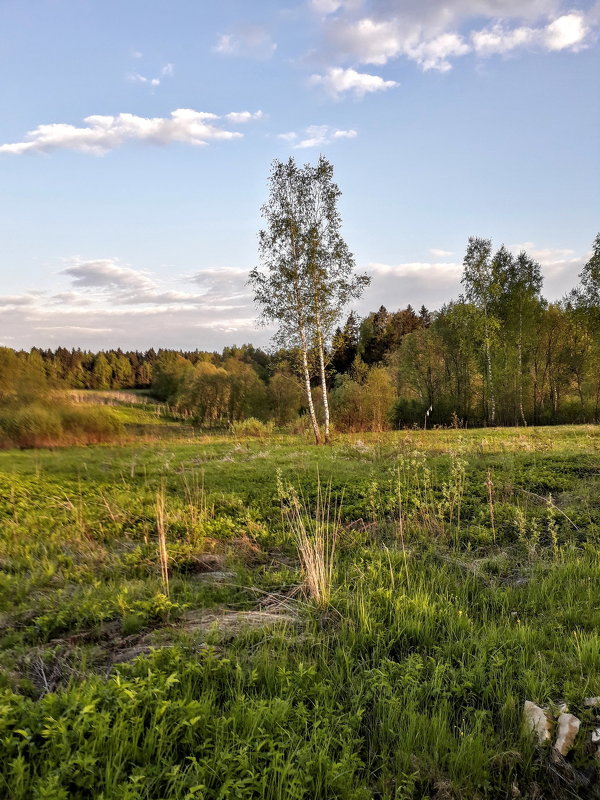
1;0;599;352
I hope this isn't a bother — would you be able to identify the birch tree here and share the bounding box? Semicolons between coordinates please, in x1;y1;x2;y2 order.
249;156;369;443
504;250;542;425
578;233;600;314
461;237;499;425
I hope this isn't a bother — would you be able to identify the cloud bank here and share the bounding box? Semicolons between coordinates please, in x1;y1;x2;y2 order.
0;258;261;350
315;2;595;73
0;108;263;156
359;244;588;314
1;243;589;350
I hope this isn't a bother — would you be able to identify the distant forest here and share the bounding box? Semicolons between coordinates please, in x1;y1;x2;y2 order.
2;234;600;430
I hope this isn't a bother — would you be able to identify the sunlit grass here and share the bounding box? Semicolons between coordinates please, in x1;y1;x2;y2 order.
0;425;599;798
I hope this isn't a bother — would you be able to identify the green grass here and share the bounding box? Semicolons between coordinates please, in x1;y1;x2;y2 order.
0;426;599;798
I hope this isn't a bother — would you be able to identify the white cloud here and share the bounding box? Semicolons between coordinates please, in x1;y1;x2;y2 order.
329;17;404;65
544;12;588;50
215;34;236;54
358;259;464;313
472;24;535;55
507;242;588;297
324;17;471;71
508;242;581;272
214;26;277;59
224;110;264;123
34;326;114;334
127;62;175;89
60;257;217;306
311;0;344;14
310;66;398;98
62;258;154;291
430;248;454;257
472;12;589;55
2;241;590;349
404;32;471;71
320;3;596;72
281;124;357;148
128;73;161;87
369;261;462;278
190;267;251;304
332;129;357;139
277;131;298;142
0;294;37;307
0;258;265;349
0;109;254;155
510;242;575;259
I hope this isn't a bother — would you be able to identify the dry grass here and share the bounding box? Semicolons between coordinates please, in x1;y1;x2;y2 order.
156;484;170;597
282;479;342;609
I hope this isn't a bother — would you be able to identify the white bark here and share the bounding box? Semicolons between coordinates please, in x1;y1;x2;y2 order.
315;313;330;443
300;323;321;444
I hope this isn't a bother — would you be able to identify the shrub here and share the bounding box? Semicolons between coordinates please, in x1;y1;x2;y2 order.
0;402;123;448
60;405;124;443
231;417;274;438
0;404;63;447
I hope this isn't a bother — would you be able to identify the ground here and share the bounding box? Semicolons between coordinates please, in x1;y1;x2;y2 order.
0;415;599;799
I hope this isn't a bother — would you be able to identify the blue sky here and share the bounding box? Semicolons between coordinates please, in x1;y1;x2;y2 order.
1;0;599;350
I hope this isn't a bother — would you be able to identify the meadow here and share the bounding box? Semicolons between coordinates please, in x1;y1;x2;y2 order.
1;414;599;799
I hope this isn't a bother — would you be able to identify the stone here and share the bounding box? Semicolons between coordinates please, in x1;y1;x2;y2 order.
592;728;600;761
584;696;600;708
523;701;552;744
553;713;580;756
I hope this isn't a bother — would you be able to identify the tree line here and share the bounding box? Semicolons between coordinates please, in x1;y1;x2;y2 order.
1;151;599;434
2;230;599;432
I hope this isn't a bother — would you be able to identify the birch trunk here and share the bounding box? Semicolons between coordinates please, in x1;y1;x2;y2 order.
484;315;496;425
299;320;321;444
518;312;527;426
315;315;330;443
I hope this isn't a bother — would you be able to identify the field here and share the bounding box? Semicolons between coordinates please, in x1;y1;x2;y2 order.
1;418;599;799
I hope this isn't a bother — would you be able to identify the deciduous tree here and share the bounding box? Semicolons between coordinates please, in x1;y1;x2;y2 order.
249;156;369;443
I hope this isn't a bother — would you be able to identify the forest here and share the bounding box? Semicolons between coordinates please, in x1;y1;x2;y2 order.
2;233;599;441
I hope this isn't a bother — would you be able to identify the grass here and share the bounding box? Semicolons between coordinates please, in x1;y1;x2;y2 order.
279;476;341;608
0;425;599;798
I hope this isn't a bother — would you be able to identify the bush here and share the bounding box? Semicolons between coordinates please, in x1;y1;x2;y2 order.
0;402;124;448
231;417;274;438
0;404;63;447
60;405;124;443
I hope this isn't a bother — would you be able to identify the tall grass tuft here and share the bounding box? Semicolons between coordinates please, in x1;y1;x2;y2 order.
281;478;341;609
486;468;496;544
156;483;170;597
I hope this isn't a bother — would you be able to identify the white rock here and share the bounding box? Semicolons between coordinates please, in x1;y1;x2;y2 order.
554;713;581;756
592;728;600;745
524;701;552;743
584;696;600;708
